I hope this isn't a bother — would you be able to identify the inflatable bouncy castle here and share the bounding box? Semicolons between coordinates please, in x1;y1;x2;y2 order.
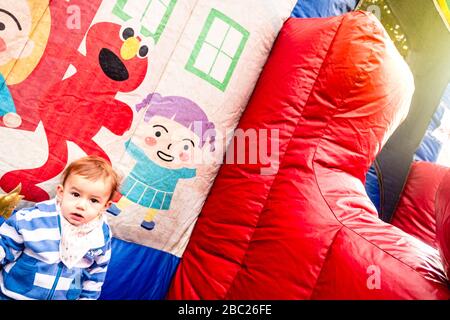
1;0;449;300
168;9;450;300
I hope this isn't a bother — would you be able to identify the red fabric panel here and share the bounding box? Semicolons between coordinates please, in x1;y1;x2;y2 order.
170;14;345;300
311;226;449;299
436;171;450;279
168;12;450;299
392;162;449;248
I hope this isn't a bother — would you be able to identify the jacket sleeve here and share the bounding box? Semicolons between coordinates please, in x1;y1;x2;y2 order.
78;237;112;300
0;212;25;267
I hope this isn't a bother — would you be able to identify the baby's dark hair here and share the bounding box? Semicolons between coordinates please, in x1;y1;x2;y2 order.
61;156;120;200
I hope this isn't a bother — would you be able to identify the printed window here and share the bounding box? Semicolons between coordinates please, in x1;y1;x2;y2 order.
185;9;249;91
113;0;177;43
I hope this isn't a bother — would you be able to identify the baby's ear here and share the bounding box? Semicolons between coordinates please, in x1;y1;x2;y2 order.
106;200;113;208
56;184;64;199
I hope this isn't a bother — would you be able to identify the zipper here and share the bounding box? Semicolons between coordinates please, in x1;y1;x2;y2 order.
47;214;63;300
47;263;63;300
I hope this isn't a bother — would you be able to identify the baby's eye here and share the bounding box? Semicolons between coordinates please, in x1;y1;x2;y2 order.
71;192;80;198
90;198;100;204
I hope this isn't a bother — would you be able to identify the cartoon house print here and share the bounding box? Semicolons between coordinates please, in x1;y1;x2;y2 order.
112;0;177;44
112;1;250;91
185;9;249;91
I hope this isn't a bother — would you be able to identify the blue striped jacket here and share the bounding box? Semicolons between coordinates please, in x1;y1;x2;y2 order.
0;199;111;300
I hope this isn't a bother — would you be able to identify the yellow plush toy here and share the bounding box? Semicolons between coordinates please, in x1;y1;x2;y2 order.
0;184;24;219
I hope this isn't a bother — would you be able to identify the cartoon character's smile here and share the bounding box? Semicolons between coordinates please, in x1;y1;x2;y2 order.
99;48;129;81
110;93;216;231
157;150;174;162
0;1;35;65
97;25;150;82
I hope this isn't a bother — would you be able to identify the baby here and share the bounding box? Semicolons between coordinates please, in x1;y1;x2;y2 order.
0;156;119;300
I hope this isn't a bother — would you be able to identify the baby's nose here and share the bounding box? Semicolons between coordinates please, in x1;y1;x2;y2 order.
76;198;88;209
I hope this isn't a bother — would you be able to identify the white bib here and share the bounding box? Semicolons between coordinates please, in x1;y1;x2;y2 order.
57;203;104;269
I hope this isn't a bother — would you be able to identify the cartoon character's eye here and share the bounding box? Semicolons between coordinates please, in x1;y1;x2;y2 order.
0;22;5;31
121;27;134;41
155;131;161;137
138;45;149;58
183;145;189;151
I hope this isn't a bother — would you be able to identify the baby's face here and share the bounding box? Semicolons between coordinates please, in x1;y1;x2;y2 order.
57;174;112;226
134;116;202;169
0;0;33;65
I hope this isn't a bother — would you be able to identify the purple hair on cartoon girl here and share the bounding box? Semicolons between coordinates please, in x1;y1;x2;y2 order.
136;93;216;151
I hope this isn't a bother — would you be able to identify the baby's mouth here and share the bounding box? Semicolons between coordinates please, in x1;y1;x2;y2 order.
70;213;84;221
157;151;174;162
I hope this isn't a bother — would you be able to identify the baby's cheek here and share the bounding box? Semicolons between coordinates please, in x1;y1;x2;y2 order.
145;137;157;146
179;152;190;162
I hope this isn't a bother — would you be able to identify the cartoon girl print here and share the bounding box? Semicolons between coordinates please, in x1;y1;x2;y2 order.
109;93;216;231
0;0;49;128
